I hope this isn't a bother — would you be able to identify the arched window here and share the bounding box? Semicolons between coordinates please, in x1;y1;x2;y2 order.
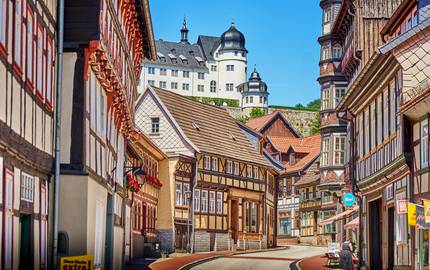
333;44;343;59
210;81;216;93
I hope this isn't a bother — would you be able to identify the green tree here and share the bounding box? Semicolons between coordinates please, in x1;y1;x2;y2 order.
237;115;250;124
295;103;305;108
249;108;266;119
306;99;321;110
309;113;321;135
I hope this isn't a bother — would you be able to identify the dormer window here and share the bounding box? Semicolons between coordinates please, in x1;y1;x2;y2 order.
289;152;296;165
189;50;194;56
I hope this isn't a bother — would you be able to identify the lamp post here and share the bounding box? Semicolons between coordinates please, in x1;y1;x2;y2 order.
184;190;192;253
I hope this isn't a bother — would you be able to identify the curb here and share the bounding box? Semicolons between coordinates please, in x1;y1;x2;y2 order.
176;246;288;270
289;259;302;270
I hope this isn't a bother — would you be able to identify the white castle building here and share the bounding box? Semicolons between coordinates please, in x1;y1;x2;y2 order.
139;19;269;111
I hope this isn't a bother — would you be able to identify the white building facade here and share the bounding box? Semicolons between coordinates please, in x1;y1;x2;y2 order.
139;20;269;110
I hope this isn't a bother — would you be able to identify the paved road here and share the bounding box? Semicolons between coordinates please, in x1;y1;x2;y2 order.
189;245;327;270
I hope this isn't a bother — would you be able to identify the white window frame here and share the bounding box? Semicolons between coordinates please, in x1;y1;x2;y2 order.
148;67;155;74
0;0;7;46
204;156;211;170
201;190;208;212
421;120;429;169
175;182;182;206
234;162;239;175
210;80;216;92
226;83;234;92
183;71;190;78
334;136;346;166
182;83;189;91
321;137;330;166
322;89;329;110
247;165;253;178
21;172;34;202
211;157;218;171
151;117;160;134
159;68;167;76
194;189;201;212
209;191;215;213
14;0;23;67
183;183;190;206
226;65;234;71
198;72;204;79
226;160;233;174
334;88;346;107
216;192;223;214
197;84;204;92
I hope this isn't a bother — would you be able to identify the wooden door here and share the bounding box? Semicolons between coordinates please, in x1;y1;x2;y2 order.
231;200;239;243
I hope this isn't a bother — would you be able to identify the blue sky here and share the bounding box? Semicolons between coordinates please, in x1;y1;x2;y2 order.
149;0;321;107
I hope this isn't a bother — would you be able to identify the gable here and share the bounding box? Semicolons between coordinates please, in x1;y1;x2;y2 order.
261;115;298;138
135;91;194;157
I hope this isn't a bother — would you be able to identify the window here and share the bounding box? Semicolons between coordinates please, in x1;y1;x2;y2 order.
421;121;429;168
245;201;258;233
36;24;44;96
0;0;7;47
148;67;155;74
247;165;253;178
216;192;223;214
171;82;178;89
198;72;204;79
364;109;370;154
334;88;346;106
371;103;376;150
183;71;189;78
171;69;178;77
14;0;23;68
245;97;249;103
226;83;234;91
413;11;418;27
210;80;216;92
407;18;412;31
290;152;296;165
201;190;208;212
234;162;239;175
321;46;330;61
46;37;54;105
194;189;201;211
390;84;396;134
209;191;215;213
322;89;329;110
226;65;234;71
377;96;383;145
334;136;345;165
21;173;34;202
211;65;217;71
250;96;254;103
182;83;189;91
333;45;342;59
26;7;34;83
148;80;155;86
323;8;331;23
159;81;166;88
259;96;263;103
253;167;258;179
151;117;160;134
160;68;167;76
96;87;106;135
226;160;233;174
321;137;329;166
211;158;218;171
204;156;211;170
183;183;190;206
197;85;204;92
383;90;390;139
175;182;182;206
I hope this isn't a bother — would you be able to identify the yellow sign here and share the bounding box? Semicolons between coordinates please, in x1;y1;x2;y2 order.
408;203;417;226
424;200;430;223
60;255;94;270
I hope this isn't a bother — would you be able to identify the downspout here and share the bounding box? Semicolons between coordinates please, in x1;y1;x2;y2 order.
191;160;198;253
52;0;65;268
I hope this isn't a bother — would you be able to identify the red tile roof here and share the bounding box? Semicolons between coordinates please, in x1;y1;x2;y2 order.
246;110;280;131
268;134;321;175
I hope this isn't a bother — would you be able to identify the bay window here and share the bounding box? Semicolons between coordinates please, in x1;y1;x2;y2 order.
321;89;329;110
334;88;346;107
321;137;329;166
175;182;182;206
334;136;345;165
183;183;190;206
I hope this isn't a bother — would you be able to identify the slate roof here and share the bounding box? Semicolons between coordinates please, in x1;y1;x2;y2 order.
151;87;273;168
267;134;321;175
143;39;207;70
197;35;221;61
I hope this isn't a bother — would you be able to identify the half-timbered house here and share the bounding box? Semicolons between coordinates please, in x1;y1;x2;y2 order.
58;0;156;269
0;0;57;269
127;130;165;261
135;86;278;253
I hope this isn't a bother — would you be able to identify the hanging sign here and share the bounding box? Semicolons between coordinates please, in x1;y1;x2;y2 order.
408;203;417;226
342;192;356;207
424;200;430;223
397;199;408;214
60;255;94;270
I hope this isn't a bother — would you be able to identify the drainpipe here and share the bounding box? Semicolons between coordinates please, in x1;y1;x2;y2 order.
52;0;65;268
191;161;198;253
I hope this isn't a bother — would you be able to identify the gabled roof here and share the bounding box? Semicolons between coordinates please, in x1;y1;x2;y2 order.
245;110;299;137
197;35;221;61
269;134;321;175
144;87;272;167
129;130;167;161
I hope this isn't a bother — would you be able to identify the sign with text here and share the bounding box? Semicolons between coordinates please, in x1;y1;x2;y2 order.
424;200;430;223
60;255;94;270
397;200;408;214
408;203;417;226
342;192;356;207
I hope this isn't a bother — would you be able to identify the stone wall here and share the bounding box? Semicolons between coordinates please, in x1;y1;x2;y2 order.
225;106;318;136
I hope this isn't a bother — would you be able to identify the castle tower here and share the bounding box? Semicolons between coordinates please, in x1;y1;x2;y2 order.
238;65;269;114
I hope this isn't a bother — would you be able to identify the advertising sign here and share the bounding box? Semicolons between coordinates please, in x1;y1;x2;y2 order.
342;192;356;207
424;200;430;223
60;255;93;270
397;200;408;214
408;203;417;226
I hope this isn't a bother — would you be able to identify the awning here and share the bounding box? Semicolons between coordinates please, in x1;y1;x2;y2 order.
320;205;359;225
344;217;359;230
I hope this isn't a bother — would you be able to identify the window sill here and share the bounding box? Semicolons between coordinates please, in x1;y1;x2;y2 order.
419;166;430;175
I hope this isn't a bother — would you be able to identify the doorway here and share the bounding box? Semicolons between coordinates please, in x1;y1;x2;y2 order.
230;200;239;243
387;206;395;270
19;214;33;270
369;199;382;270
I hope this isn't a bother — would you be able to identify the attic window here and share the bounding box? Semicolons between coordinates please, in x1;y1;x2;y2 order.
171;49;176;54
195;56;203;62
189;50;194;56
168;53;177;64
157;52;166;62
192;122;200;130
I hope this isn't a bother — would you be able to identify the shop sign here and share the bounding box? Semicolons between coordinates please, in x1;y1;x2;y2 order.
408;203;417;226
397;199;408;214
424;200;430;223
415;205;429;229
342;192;356;207
60;255;93;270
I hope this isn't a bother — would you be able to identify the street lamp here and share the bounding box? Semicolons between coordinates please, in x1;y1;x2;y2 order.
184;190;192;253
